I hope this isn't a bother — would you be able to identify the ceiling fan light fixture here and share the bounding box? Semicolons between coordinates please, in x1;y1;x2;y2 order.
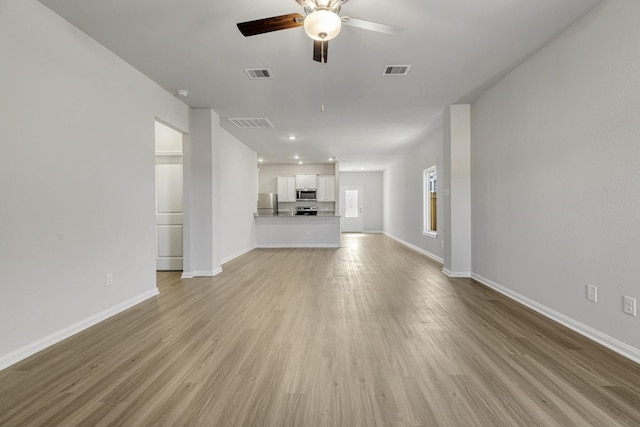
304;9;341;41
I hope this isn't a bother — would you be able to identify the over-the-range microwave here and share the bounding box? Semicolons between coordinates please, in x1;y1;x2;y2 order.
296;190;316;201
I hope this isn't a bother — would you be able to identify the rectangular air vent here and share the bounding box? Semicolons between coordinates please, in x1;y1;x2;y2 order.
383;65;412;76
245;68;273;79
227;117;274;129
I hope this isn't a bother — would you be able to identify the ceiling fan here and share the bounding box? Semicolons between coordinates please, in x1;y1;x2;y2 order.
237;0;404;63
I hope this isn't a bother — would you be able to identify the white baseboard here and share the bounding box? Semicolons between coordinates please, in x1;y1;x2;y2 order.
256;244;340;248
471;273;640;365
442;268;471;278
181;268;223;278
221;246;256;265
365;230;384;234
0;288;159;371
383;232;444;264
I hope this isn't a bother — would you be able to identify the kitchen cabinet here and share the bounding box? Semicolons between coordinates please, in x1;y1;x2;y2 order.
277;176;296;202
317;175;335;202
295;174;317;190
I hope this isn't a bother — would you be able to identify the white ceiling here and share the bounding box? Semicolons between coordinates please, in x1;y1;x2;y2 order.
40;0;601;171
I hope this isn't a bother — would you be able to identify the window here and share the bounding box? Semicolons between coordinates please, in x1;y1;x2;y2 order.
423;166;437;237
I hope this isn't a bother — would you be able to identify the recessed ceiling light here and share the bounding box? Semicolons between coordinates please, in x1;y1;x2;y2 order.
294;155;299;159
258;158;264;162
328;157;336;161
298;161;303;165
288;135;297;140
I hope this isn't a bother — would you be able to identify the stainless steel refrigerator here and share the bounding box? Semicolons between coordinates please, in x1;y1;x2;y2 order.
257;193;278;216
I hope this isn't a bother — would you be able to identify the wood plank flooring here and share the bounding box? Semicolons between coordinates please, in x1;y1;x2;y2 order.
1;234;639;426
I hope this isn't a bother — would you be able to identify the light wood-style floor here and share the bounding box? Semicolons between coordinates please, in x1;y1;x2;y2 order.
1;234;639;426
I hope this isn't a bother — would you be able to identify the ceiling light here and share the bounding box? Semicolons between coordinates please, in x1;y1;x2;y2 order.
288;135;297;140
294;155;299;159
299;161;303;165
328;156;336;161
304;9;342;41
258;158;264;162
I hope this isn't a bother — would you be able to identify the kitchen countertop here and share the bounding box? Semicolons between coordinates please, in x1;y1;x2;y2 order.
254;214;340;218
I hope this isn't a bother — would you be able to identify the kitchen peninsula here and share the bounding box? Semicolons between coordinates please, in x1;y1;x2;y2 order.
254;214;340;248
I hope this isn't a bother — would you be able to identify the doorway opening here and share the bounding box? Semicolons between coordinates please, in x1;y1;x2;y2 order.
155;121;184;271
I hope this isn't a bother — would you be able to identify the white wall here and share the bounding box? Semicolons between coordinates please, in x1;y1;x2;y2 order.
383;129;444;262
0;1;189;368
219;126;258;264
471;0;640;357
184;110;258;272
339;172;383;232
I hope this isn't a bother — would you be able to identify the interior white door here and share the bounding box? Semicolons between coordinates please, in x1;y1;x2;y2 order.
156;155;183;270
340;186;363;232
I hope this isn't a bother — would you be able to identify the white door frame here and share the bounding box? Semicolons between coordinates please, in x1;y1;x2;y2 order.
339;185;363;233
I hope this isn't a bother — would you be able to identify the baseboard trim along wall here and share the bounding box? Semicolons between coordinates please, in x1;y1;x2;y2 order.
181;268;223;278
442;268;472;278
221;246;256;265
383;232;444;264
471;273;640;365
0;288;160;371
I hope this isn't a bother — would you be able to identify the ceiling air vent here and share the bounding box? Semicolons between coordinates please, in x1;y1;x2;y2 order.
383;65;412;76
245;68;273;79
227;117;274;129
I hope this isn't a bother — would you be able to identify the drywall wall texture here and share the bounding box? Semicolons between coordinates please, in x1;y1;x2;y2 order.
220;127;258;263
383;128;444;262
339;172;383;232
471;0;640;352
0;1;189;365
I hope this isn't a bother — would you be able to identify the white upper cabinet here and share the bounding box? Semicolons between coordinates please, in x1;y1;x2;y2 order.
295;174;318;190
277;176;296;202
317;175;335;202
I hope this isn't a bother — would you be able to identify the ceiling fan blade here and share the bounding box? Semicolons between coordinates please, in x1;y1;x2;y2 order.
237;13;304;37
313;40;329;63
342;17;404;35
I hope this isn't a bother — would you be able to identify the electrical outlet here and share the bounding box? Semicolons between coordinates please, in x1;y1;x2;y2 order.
106;273;113;287
623;296;636;316
586;285;597;303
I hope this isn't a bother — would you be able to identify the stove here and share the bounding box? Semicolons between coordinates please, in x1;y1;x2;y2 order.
296;206;318;216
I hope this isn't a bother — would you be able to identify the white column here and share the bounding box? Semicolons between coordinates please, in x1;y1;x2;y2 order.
182;108;221;277
443;104;472;277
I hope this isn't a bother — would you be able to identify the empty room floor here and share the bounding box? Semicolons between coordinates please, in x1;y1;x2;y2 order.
1;234;639;425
